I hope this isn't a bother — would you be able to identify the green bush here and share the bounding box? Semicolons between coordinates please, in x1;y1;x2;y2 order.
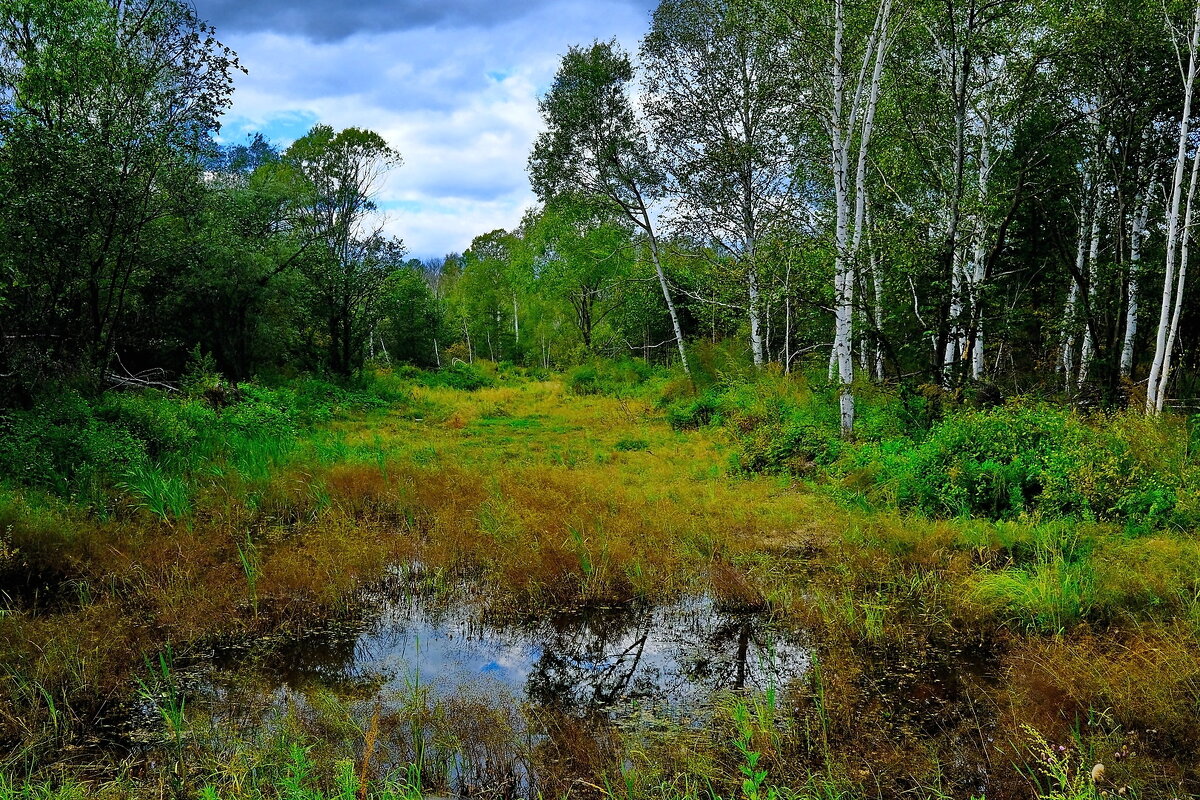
707;373;843;471
0;391;145;497
96;392;210;459
0;370;414;506
566;358;655;397
657;361;1199;531
665;390;722;430
838;403;1196;529
416;361;495;391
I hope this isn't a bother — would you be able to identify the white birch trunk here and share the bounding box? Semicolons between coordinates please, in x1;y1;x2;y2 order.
748;259;765;366
968;123;993;381
647;229;691;376
1061;221;1087;382
784;253;794;374
829;0;892;435
1147;2;1200;413
1076;200;1103;388
867;200;885;382
943;244;965;386
830;0;853;430
1120;186;1152;378
1158;145;1200;411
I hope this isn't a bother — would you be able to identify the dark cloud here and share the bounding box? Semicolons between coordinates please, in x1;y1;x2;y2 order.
193;0;626;41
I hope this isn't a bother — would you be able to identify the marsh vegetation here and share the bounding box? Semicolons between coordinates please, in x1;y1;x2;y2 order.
4;0;1200;796
1;363;1198;799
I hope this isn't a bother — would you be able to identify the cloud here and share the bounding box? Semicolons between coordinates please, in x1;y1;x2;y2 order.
198;0;562;41
197;0;656;258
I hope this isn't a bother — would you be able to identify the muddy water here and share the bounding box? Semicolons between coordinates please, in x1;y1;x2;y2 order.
211;586;811;719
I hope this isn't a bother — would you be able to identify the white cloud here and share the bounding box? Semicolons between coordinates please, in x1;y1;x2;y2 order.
207;1;654;257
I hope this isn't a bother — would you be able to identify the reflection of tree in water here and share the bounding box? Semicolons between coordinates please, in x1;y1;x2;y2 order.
524;600;805;712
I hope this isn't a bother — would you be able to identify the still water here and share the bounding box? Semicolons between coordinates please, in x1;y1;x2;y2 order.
214;587;811;717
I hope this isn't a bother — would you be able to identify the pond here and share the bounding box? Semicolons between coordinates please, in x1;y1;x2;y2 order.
210;584;811;719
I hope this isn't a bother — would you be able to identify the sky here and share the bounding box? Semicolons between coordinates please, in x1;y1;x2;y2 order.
193;0;657;259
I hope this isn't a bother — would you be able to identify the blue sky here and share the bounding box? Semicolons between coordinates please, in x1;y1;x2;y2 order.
194;0;656;259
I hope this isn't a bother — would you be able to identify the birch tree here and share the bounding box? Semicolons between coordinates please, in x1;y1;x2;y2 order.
530;41;691;375
641;0;799;366
783;0;896;433
1146;0;1200;413
1119;177;1153;378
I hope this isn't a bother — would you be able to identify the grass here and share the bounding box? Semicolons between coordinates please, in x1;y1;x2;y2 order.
0;368;1198;798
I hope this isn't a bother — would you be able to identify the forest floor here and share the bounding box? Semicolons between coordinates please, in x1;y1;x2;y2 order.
1;378;1198;799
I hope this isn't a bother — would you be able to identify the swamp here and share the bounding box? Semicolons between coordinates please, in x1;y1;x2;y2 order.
3;0;1200;797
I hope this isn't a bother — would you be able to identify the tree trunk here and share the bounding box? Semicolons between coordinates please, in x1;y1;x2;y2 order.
1077;198;1103;388
1158;141;1200;410
1119;185;1152;378
1146;2;1200;413
829;0;893;435
748;257;765;366
644;224;691;376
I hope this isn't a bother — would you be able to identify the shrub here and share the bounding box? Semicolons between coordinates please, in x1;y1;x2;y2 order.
566;358;654;397
95;392;209;460
0;391;145;496
839;403;1195;528
417;362;495;391
714;373;842;472
665;390;722;430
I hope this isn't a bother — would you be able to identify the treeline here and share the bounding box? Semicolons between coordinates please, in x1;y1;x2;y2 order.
0;0;415;401
437;0;1200;433
3;0;1200;435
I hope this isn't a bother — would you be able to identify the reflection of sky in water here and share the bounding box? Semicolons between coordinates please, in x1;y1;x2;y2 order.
340;595;812;714
203;593;813;740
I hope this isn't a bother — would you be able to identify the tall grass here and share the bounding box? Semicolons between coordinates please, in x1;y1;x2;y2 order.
119;462;192;521
3;366;1199;799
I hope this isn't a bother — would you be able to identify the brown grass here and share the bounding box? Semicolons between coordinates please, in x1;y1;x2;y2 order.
4;378;1200;798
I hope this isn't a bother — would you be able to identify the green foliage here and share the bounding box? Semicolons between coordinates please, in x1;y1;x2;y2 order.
381;266;443;367
843;404;1196;528
0;391;145;498
567;358;655;396
0;372;413;512
403;361;494;391
118;463;192;521
645;362;1200;531
665;391;722;431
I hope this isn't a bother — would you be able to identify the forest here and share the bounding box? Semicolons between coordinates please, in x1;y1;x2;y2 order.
2;0;1200;798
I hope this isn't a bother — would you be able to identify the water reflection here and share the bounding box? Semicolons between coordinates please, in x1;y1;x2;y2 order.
223;593;810;716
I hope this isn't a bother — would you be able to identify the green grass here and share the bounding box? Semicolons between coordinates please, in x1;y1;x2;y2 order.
2;364;1198;799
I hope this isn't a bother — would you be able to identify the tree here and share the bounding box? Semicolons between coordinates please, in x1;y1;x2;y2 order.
1146;0;1200;413
162;138;320;380
642;0;800;367
530;40;692;375
523;197;636;352
0;0;240;390
283;125;403;375
461;229;523;362
781;0;897;433
380;261;443;366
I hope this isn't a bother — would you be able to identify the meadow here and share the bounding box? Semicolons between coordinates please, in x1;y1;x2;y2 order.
0;360;1198;800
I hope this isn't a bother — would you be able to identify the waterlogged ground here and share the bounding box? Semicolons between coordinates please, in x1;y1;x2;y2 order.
176;382;1009;796
214;589;809;714
4;379;1199;798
